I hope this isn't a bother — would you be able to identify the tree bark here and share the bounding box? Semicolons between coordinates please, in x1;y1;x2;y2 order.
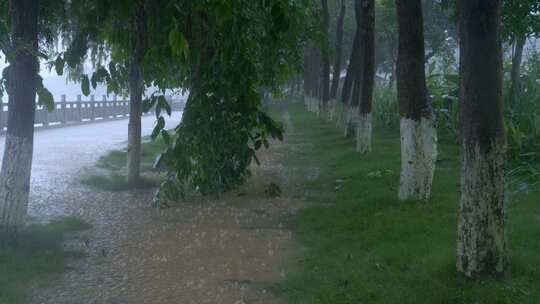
127;0;147;186
341;30;360;106
303;46;311;102
311;46;322;114
355;0;375;153
396;0;437;201
330;0;346;100
320;0;331;118
342;2;361;137
0;0;39;240
510;34;525;111
457;0;507;278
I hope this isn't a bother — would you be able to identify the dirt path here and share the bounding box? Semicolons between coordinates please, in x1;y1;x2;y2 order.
29;110;302;304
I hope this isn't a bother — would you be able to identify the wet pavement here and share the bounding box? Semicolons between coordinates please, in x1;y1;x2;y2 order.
0;113;183;221
0;111;302;304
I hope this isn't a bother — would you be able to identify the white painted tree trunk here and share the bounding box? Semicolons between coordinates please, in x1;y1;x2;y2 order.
335;101;344;129
328;99;336;121
398;116;437;201
457;142;507;277
343;106;357;137
343;106;351;136
0;135;33;235
355;112;372;153
308;97;317;113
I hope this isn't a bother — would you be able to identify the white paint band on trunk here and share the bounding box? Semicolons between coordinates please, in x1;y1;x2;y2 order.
356;112;372;153
398;116;437;201
457;141;507;277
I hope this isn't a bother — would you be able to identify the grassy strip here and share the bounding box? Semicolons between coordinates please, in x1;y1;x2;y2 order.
81;137;167;191
275;103;540;304
82;174;158;191
0;218;92;304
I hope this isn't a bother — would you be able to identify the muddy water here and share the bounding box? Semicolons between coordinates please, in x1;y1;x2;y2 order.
0;112;303;304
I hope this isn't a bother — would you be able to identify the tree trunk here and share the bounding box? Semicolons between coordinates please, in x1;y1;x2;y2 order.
341;30;360;106
320;0;331;118
355;0;375;153
0;0;39;240
510;34;525;111
330;0;346;101
311;46;322;114
126;0;147;186
396;0;437;201
457;0;507;278
342;3;361;136
303;46;311;102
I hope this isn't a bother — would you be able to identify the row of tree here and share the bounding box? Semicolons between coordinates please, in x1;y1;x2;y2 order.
0;0;313;242
302;0;514;278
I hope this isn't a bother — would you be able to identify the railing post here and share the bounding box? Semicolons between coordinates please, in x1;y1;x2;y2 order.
112;95;117;119
77;94;82;122
0;100;4;132
61;94;67;124
43;99;49;126
90;95;95;120
102;95;107;119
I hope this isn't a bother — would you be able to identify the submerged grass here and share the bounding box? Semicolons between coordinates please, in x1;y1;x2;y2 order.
0;217;91;304
82;174;159;191
82;137;167;191
274;103;540;304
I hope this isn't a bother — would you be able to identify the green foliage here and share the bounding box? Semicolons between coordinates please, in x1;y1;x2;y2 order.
148;0;313;203
372;84;398;131
502;0;540;40
54;55;65;76
80;74;90;96
426;58;460;142
82;136;169;191
82;174;158;191
36;76;55;112
275;103;540;304
505;52;540;163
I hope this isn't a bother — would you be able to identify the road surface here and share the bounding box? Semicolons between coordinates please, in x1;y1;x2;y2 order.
0;113;183;221
0;110;300;304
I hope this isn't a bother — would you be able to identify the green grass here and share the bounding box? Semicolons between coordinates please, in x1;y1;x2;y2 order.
82;174;159;191
82;137;167;191
0;217;92;304
96;137;167;172
274;103;540;304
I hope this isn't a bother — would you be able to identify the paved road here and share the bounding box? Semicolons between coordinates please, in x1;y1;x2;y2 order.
1;109;298;304
0;112;183;220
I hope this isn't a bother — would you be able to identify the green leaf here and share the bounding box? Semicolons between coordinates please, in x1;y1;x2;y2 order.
153;153;165;170
161;129;171;145
151;116;166;140
37;86;55;112
108;62;117;79
81;75;90;96
168;30;189;60
158;95;172;116
90;73;97;90
54;55;64;76
142;97;157;113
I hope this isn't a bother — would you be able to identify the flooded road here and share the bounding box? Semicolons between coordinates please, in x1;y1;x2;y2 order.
0;111;301;304
0;113;182;221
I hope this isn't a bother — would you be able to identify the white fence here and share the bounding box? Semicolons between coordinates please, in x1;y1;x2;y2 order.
0;94;185;133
